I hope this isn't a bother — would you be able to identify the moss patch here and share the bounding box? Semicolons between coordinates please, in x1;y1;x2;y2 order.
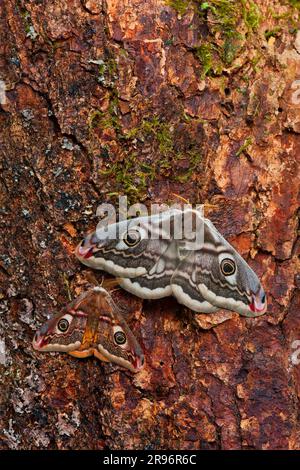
89;93;121;134
195;43;215;77
242;0;261;30
289;0;300;10
264;27;282;40
100;154;156;199
198;0;239;36
95;116;204;201
97;58;118;88
167;0;263;77
125;116;173;156
166;0;192;16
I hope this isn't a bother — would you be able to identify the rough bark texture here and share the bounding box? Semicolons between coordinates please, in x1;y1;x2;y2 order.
0;0;300;450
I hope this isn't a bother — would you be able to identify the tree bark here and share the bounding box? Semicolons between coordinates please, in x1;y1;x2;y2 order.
0;0;299;449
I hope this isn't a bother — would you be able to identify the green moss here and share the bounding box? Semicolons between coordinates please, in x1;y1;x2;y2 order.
100;153;156;199
198;0;261;34
89;110;117;130
167;1;262;76
97;115;204;201
97;116;173;200
19;7;38;39
289;0;300;10
142;117;173;156
198;1;246;66
222;36;242;65
166;0;191;16
236;136;253;157
124;116;173;156
174;150;202;182
197;0;260;65
195;43;214;77
264;27;282;39
198;0;238;37
242;0;261;30
108;95;121;131
264;113;273;122
236;86;247;95
89;110;103;128
89;96;120;133
250;54;261;67
268;4;299;37
164;38;174;46
97;57;118;88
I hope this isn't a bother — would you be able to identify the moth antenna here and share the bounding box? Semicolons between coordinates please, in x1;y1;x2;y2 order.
85;272;100;287
203;203;218;210
62;273;73;301
110;287;122;293
170;193;190;205
102;277;122;290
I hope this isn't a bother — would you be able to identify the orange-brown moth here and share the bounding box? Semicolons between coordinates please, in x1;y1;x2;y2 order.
33;287;144;372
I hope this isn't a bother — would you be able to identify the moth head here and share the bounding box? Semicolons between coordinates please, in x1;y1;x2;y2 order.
32;310;86;353
219;251;266;315
198;247;267;317
75;215;170;278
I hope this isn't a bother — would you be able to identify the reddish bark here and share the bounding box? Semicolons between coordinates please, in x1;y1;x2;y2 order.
0;0;299;449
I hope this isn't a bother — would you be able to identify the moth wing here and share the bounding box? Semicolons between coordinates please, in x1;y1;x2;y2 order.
117;209;197;299
118;240;179;299
94;301;144;372
170;250;219;313
76;209;183;285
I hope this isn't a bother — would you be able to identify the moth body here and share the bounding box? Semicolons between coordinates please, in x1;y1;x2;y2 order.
33;287;144;373
75;209;267;317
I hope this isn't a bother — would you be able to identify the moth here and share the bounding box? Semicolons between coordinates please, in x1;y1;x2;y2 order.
32;287;145;373
75;209;267;318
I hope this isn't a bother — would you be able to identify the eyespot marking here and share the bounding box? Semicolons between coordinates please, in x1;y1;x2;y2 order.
57;318;69;332
114;331;127;345
220;258;236;276
123;229;141;247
